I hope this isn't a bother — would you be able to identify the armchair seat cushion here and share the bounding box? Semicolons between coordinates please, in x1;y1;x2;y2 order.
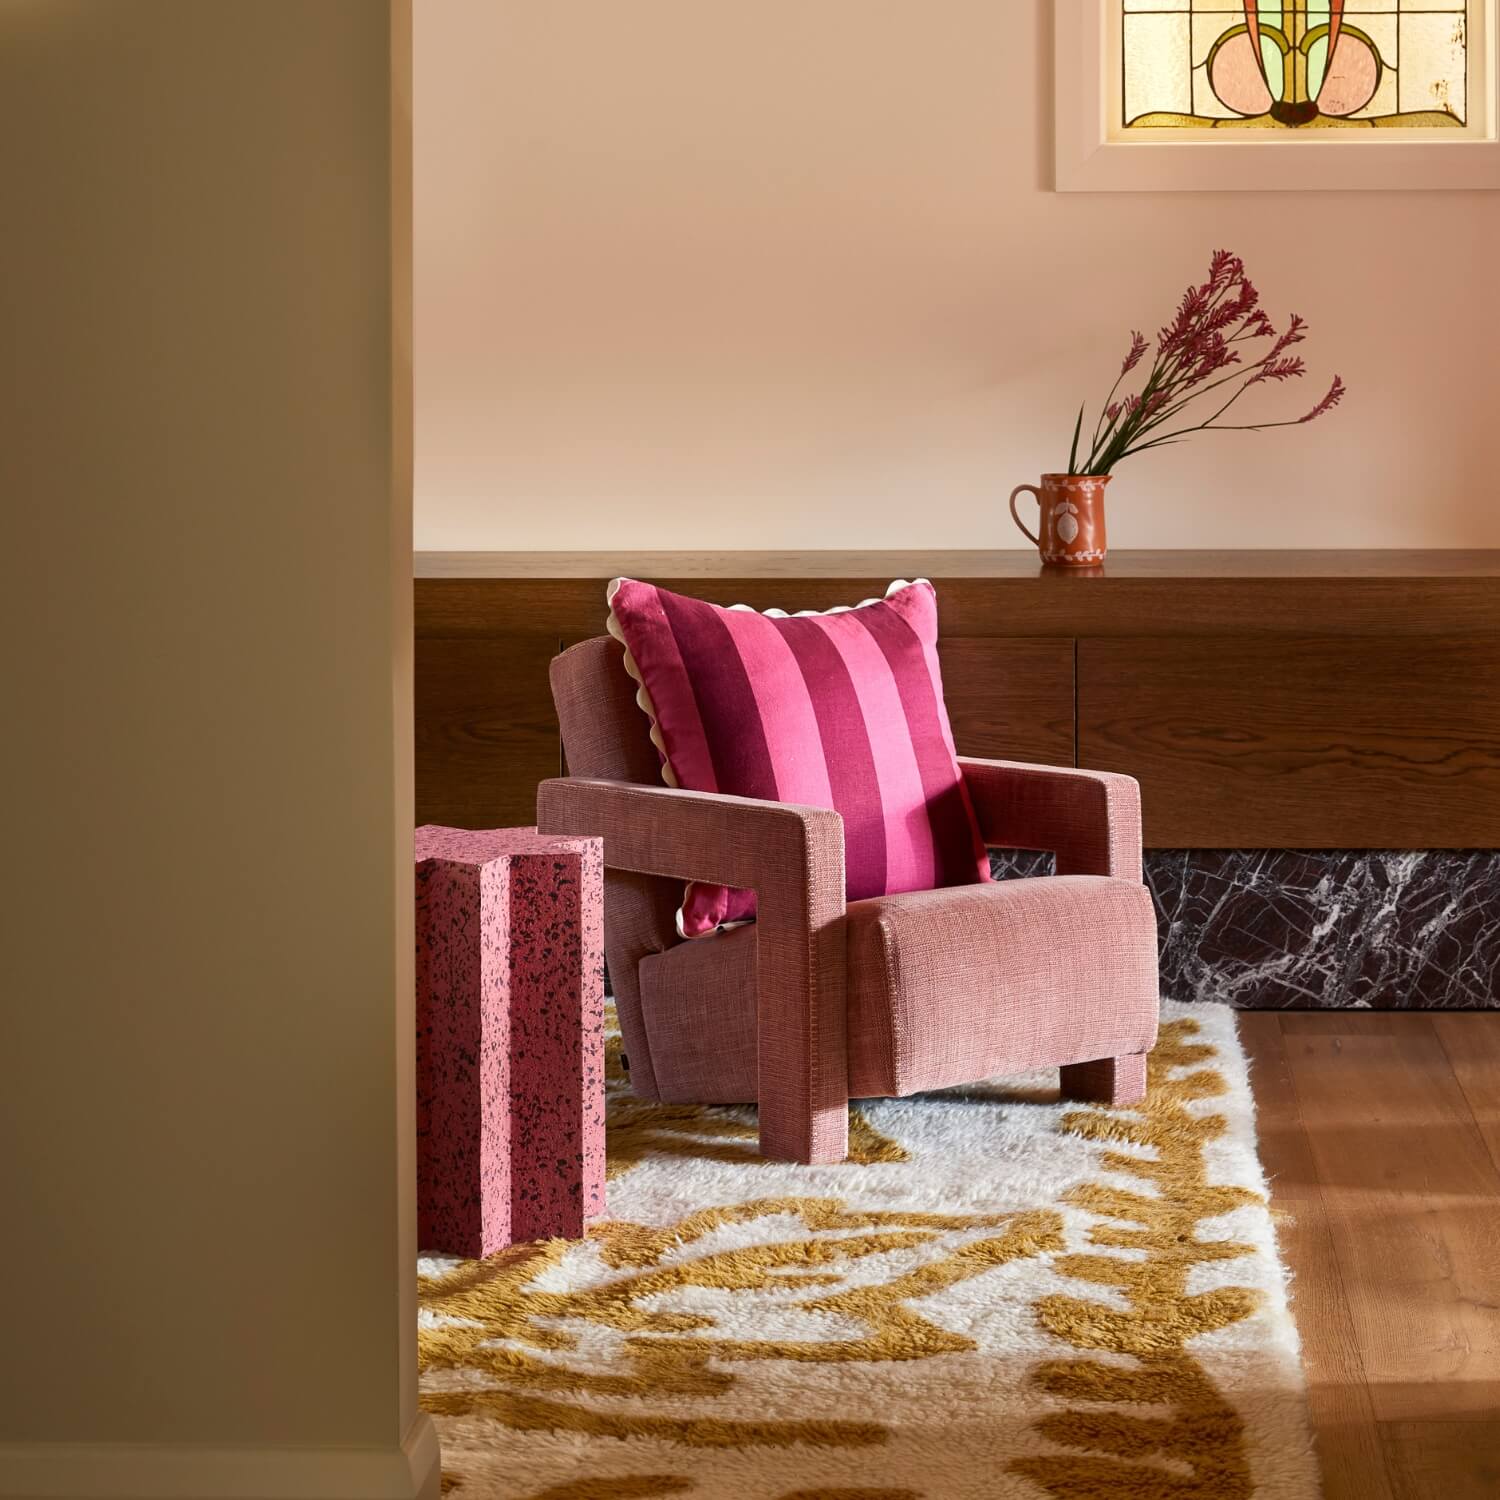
635;875;1159;1107
845;876;1160;1099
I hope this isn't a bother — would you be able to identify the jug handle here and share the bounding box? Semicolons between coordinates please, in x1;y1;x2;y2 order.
1008;484;1041;547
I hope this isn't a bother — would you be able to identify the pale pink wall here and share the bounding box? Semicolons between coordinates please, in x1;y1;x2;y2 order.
415;0;1500;551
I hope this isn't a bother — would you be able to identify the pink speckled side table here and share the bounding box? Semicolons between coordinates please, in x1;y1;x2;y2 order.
414;826;605;1258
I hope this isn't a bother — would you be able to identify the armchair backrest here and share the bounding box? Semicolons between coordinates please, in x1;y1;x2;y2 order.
550;636;663;788
548;637;683;1097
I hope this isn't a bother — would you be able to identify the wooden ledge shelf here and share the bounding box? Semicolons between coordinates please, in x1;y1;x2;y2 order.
414;549;1500;849
417;549;1500;581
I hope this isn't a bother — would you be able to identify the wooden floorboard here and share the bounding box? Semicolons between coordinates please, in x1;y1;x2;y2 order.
1379;1421;1500;1500
1238;1013;1396;1500
1432;1014;1500;1182
1278;1013;1500;1423
1242;1011;1500;1499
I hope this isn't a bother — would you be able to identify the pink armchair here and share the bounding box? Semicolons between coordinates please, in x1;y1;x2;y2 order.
537;637;1160;1165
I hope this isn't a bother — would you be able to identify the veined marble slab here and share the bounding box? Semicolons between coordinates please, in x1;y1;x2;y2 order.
990;850;1500;1010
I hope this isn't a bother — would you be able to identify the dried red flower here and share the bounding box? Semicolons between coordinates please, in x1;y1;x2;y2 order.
1299;375;1346;423
1066;250;1345;476
1249;355;1306;385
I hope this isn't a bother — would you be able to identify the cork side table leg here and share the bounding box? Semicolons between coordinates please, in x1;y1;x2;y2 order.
416;855;513;1258
506;842;607;1242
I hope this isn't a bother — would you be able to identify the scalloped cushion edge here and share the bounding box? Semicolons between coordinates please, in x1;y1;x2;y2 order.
605;577;933;939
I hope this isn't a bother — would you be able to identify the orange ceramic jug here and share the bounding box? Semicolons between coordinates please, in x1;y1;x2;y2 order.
1009;475;1109;566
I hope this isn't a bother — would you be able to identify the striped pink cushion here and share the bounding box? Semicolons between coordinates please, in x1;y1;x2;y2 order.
606;577;990;937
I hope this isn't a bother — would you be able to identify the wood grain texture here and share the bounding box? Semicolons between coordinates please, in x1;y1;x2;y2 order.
1432;1014;1500;1180
1238;1013;1396;1500
1078;635;1500;847
1380;1422;1500;1500
937;637;1074;767
414;570;1500;642
413;555;1500;847
1277;1013;1500;1423
417;549;1500;582
1245;1012;1500;1499
416;566;1500;639
415;634;562;829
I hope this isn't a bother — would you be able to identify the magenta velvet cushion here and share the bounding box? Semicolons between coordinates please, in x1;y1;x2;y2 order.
606;577;990;937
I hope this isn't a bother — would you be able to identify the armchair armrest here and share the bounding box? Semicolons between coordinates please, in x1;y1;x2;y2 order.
537;777;849;1164
958;757;1143;882
537;776;845;897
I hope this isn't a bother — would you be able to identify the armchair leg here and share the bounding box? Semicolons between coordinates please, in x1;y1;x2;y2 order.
756;894;850;1165
755;848;850;1165
758;1091;850;1165
1061;1053;1148;1107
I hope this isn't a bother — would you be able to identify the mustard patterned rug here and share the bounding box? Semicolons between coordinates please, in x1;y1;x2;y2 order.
419;1001;1321;1499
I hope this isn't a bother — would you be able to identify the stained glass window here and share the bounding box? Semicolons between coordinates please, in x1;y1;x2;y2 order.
1121;2;1469;129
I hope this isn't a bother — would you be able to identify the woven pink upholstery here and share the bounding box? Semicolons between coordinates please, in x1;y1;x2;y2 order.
539;635;1161;1164
639;925;758;1104
960;756;1143;880
549;639;684;1104
536;774;849;1163
1060;1052;1148;1106
844;877;1158;1098
637;876;1157;1105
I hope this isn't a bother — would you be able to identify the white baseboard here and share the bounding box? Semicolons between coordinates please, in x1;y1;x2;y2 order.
0;1414;440;1500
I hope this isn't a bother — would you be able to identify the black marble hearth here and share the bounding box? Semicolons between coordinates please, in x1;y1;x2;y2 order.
990;849;1500;1009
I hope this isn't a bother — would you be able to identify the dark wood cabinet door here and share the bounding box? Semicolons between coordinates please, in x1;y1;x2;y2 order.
939;637;1075;769
1078;635;1500;848
415;635;561;829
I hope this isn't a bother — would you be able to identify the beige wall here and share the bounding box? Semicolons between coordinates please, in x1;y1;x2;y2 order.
415;0;1500;552
0;2;430;1493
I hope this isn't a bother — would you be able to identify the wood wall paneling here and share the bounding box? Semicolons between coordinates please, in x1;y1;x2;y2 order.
414;557;1500;848
939;637;1075;767
414;634;561;829
1078;635;1500;848
413;631;1078;831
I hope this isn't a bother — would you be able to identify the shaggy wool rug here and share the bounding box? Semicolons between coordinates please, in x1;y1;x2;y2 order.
419;1001;1321;1499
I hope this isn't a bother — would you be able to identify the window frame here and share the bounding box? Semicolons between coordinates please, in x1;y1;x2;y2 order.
1056;0;1500;191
